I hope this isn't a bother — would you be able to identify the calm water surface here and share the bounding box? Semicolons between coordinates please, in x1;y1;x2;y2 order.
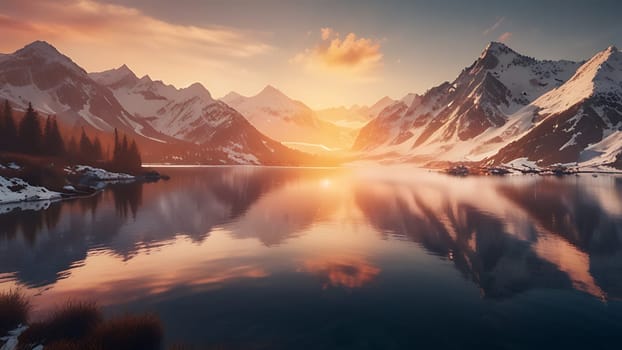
1;167;622;349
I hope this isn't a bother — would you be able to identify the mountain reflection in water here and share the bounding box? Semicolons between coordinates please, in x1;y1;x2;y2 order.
1;167;621;348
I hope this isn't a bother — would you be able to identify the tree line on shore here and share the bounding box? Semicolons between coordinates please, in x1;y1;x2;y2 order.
0;100;142;172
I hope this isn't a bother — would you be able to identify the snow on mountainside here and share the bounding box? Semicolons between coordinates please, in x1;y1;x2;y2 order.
353;42;588;164
90;65;220;143
0;41;312;165
0;175;61;205
0;41;159;138
489;45;622;166
91;66;307;164
221;86;354;152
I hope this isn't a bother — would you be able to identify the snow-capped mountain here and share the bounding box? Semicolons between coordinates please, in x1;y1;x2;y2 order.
352;42;598;165
316;96;396;129
90;65;311;164
489;45;622;166
0;41;311;165
92;65;223;144
221;86;353;152
0;41;160;139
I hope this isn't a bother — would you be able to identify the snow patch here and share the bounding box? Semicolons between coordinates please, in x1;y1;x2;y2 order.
0;176;61;205
65;165;135;180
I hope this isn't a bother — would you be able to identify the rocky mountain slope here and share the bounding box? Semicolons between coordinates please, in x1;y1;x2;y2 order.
487;46;622;166
0;41;162;140
352;42;622;168
0;41;311;165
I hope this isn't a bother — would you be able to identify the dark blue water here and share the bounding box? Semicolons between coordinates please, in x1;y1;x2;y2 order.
1;167;622;349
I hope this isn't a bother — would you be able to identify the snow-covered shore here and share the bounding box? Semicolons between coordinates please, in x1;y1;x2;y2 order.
0;176;61;206
0;164;137;213
64;165;135;181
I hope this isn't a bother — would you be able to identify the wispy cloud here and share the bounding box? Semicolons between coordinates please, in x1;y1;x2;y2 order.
292;27;383;74
497;32;513;43
0;0;272;74
483;16;505;35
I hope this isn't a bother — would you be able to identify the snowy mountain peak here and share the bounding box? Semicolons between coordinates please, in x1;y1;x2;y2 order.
533;45;622;114
89;64;139;87
180;82;213;101
257;85;287;99
565;46;620;90
222;91;243;100
371;96;394;108
140;74;153;83
16;40;61;57
400;93;419;106
468;42;530;76
117;64;134;76
13;40;85;74
480;41;517;58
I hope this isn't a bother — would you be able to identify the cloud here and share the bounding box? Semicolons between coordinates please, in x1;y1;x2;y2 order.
321;27;334;40
0;0;272;75
300;255;380;290
292;27;383;73
497;32;513;43
483;17;505;35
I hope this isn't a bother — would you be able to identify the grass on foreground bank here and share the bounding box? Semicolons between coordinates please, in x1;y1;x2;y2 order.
0;291;245;350
0;291;162;350
0;290;30;335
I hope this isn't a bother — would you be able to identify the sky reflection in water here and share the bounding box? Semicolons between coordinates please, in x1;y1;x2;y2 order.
1;167;622;348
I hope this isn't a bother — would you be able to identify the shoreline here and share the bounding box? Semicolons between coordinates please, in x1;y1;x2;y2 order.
0;165;169;213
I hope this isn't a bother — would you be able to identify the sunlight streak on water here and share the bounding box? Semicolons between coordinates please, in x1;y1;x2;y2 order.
1;167;622;348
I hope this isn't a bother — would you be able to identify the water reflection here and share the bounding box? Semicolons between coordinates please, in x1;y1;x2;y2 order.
301;255;381;290
1;167;621;308
356;174;622;300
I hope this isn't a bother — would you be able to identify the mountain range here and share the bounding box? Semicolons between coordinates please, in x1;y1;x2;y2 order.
353;42;622;169
0;41;308;165
220;86;355;153
315;96;396;129
1;40;621;168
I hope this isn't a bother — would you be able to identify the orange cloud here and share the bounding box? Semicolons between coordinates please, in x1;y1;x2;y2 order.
498;32;513;43
0;0;272;86
301;255;380;290
293;27;383;73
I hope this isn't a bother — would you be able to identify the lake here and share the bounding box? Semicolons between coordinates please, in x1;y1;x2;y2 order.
1;166;622;349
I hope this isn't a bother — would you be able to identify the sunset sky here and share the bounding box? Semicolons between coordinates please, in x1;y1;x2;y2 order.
1;0;621;108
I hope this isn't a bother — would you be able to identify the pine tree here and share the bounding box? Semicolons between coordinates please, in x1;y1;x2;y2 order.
43;116;65;156
113;128;120;165
121;135;129;155
50;118;65;156
2;101;18;151
128;140;142;171
121;135;129;169
67;136;78;159
43;116;53;155
92;136;103;160
109;129;142;172
17;103;42;154
79;128;93;159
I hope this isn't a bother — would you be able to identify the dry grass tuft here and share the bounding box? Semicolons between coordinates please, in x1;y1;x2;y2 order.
0;290;30;334
91;313;163;350
19;301;102;346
